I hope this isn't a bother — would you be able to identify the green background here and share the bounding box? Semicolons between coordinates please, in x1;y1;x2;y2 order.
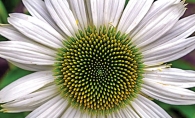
0;0;195;118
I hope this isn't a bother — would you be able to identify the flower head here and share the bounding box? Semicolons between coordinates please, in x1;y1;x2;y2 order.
1;0;195;117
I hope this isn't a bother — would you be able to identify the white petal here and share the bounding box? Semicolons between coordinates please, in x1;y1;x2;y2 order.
90;0;103;28
131;99;151;118
131;1;185;48
143;37;195;58
105;0;126;27
116;109;126;118
0;24;34;43
36;98;66;118
0;107;33;113
26;95;68;118
68;0;89;29
90;0;125;28
131;0;180;38
51;102;68;118
73;109;82;118
97;115;106;118
61;106;77;118
136;94;171;118
22;0;65;36
141;14;195;51
8;13;64;49
1;85;58;113
110;113;118;118
80;112;91;118
120;105;140;118
143;37;195;65
0;71;54;103
9;60;53;71
22;0;51;22
133;99;159;118
162;14;195;42
85;0;93;25
142;79;195;105
144;64;171;71
45;0;78;36
139;0;180;23
107;104;140;118
144;68;195;88
117;0;154;34
0;41;56;65
106;114;112;118
108;111;122;118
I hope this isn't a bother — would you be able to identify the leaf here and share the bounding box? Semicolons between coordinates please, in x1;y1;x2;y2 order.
186;0;195;3
0;0;8;23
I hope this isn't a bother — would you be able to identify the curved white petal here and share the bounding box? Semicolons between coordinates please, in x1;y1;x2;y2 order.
161;14;195;43
61;106;77;118
131;100;151;118
8;13;64;49
52;104;68;118
9;60;53;71
144;64;171;71
97;115;106;118
22;0;65;36
90;0;103;28
144;68;195;88
0;41;56;65
141;14;195;51
106;114;113;118
26;95;68;118
143;37;195;65
45;0;78;36
148;44;195;66
80;112;91;118
90;0;125;28
68;0;89;29
110;113;118;118
116;109;126;118
132;97;159;118
0;24;34;43
142;79;195;105
117;0;154;34
108;110;123;118
118;105;140;118
1;85;58;113
73;109;82;118
114;105;140;118
130;0;180;38
22;0;51;22
143;37;195;58
0;71;54;103
131;1;185;48
134;94;171;118
139;0;180;23
104;0;125;27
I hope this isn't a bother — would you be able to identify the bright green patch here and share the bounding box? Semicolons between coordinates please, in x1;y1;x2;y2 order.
186;0;195;3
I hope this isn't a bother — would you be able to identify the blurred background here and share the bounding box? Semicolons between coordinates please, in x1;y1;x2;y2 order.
0;0;195;118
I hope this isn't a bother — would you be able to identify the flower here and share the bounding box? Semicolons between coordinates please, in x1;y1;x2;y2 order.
1;0;195;117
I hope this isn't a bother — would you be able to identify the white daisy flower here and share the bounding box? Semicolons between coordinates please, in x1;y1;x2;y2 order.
1;0;195;117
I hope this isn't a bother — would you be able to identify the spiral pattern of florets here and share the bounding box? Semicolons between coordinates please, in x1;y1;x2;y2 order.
54;26;144;114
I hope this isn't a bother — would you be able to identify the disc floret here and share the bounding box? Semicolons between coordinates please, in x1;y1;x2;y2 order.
54;26;144;114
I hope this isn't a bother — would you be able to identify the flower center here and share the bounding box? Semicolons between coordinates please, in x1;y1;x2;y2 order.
54;26;143;114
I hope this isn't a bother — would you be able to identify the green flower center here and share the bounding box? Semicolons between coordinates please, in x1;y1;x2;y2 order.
54;26;144;114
